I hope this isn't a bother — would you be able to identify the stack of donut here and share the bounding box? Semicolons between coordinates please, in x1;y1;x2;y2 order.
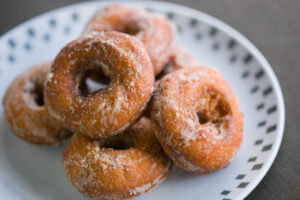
2;5;243;200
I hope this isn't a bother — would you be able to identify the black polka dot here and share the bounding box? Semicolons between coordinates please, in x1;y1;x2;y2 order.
209;27;218;36
49;18;57;27
64;26;71;34
255;69;265;79
27;28;35;37
236;174;246;180
195;32;202;40
255;139;263;145
256;103;264;110
228;39;236;49
212;42;220;50
229;55;237;63
242;71;249;78
262;144;273;152
146;7;154;12
243;53;253;64
248;157;257;162
221;190;231;195
166;12;174;19
237;182;249;188
257;121;266;127
190;18;198;27
251;86;259;93
267;124;277;133
263;86;273;96
72;13;79;21
177;25;182;33
8;39;16;48
252;163;263;170
267;105;277;114
7;54;15;63
24;43;32;51
43;33;51;42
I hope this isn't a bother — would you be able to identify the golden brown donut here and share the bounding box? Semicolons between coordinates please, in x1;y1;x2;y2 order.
83;5;176;75
142;46;197;117
45;31;154;139
63;118;172;200
162;46;197;75
2;62;71;145
156;45;198;80
151;67;243;174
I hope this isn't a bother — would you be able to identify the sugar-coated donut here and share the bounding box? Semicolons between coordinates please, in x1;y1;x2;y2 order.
156;45;198;80
63;118;172;200
2;62;71;145
45;31;154;139
151;67;243;174
143;46;197;117
162;46;198;75
83;5;176;75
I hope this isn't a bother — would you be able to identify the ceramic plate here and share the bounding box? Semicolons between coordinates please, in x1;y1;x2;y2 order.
0;1;285;200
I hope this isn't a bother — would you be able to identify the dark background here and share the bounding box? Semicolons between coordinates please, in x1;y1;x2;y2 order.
0;0;299;199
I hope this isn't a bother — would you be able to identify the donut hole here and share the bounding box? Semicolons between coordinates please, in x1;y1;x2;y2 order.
119;23;141;36
196;108;228;139
196;92;231;139
33;85;45;106
155;62;172;81
216;100;230;117
99;132;135;150
78;66;111;97
196;111;209;124
196;92;230;125
23;79;45;108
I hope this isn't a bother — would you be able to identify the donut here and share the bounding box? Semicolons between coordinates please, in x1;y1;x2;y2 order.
141;46;197;117
63;118;172;200
156;45;198;80
83;5;176;75
151;67;243;174
2;62;71;145
44;31;154;139
162;46;197;75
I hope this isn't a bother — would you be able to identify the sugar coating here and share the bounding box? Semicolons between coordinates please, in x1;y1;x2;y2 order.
2;62;71;145
129;160;172;195
82;5;176;75
161;45;198;77
44;31;154;138
63;118;172;200
151;67;243;174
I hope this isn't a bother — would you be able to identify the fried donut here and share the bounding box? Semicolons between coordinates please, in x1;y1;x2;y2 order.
63;118;172;200
151;67;243;174
2;62;71;145
156;45;198;80
83;5;176;75
45;31;154;139
142;46;197;117
162;46;197;75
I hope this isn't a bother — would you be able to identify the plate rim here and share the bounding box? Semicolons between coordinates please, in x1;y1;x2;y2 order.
0;1;285;200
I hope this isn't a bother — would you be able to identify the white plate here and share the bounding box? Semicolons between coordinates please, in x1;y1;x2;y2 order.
0;1;285;200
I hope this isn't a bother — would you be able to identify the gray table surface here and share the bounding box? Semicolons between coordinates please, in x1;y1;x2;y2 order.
0;0;299;199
